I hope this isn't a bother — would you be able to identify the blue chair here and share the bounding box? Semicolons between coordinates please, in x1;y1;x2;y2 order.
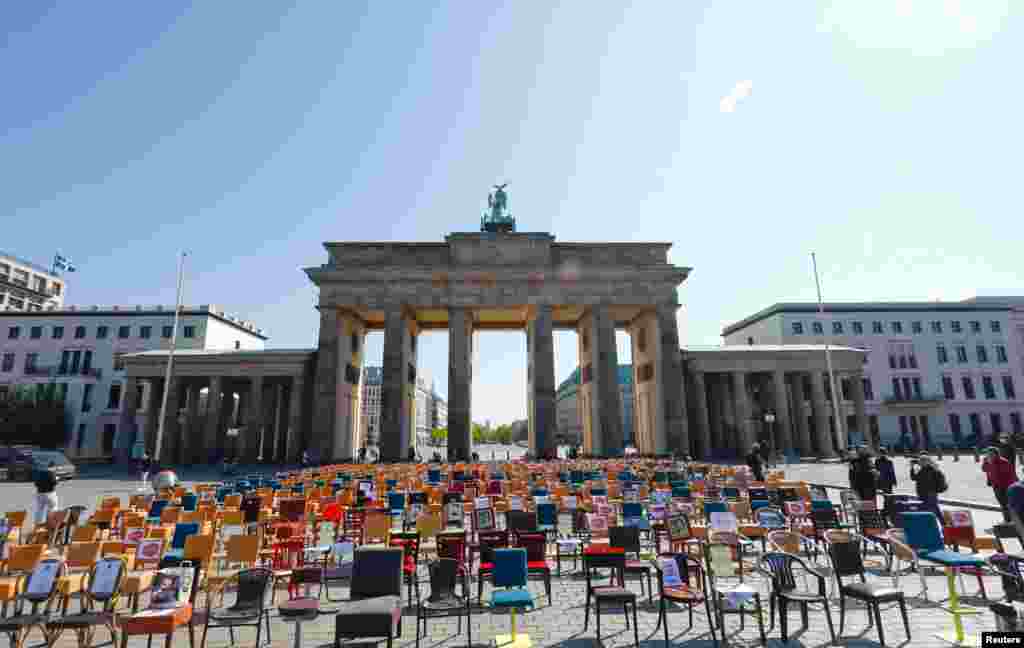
427;469;441;484
810;499;834;511
530;488;548;498
903;512;985;645
386;479;399;491
704;501;728;522
621;503;649;531
671;486;690;499
146;499;170;524
180;493;198;512
750;499;771;513
388;493;406;528
722;486;740;499
163;522;200;563
591;488;608;497
291;484;304;496
536;503;558;537
490;549;534;647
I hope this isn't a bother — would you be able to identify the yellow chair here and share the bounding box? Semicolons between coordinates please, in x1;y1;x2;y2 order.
71;526;100;543
122;538;165;612
57;541;103;613
205;534;260;605
0;544;47;613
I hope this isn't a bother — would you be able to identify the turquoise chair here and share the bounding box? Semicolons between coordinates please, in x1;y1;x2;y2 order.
491;548;534;648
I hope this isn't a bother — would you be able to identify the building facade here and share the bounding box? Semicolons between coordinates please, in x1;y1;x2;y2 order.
360;365;447;452
360;366;383;448
0;304;266;458
555;365;634;448
722;299;1024;449
1;252;66;313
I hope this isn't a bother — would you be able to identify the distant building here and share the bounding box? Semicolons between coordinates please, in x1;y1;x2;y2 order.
360;366;383;447
360;365;447;450
722;297;1024;449
1;251;66;312
556;364;634;447
0;304;266;458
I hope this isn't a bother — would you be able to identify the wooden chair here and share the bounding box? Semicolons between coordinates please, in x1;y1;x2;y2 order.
0;545;47;616
56;542;103;613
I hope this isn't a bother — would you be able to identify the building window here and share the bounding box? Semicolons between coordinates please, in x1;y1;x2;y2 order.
911;321;922;334
1;353;14;372
888;354;897;369
82;350;92;374
118;326;130;339
29;326;42;339
898;354;907;369
977;345;988;363
832;321;843;335
107;384;122;410
51;326;64;340
937;345;948;364
81;383;93;413
949;413;962;446
350;333;359;353
969;320;981;334
74;326;86;339
943;376;956;399
70;350;81;374
851;321;863;335
862;378;874;401
872;321;883;334
746;336;754;345
112;354;125;371
139;326;151;339
184;325;195;339
992;413;1004;436
956;345;968;363
791;322;804;335
59;350;69;374
96;326;108;339
7;326;19;340
908;353;917;369
1012;412;1023;435
161;326;173;339
912;377;922;399
996;345;1008;363
24;352;38;374
951;321;962;333
983;376;997;400
931;321;942;334
1004;376;1017;400
76;424;87;451
962;376;976;400
102;424;116;454
891;321;903;334
969;413;982;439
892;377;902;400
991;320;1002;333
234;340;240;350
812;321;824;335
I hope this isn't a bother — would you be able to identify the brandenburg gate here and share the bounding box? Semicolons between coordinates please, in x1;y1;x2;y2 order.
306;187;691;462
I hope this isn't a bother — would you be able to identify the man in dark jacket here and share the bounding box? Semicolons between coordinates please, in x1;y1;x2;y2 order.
910;453;946;519
874;448;897;494
848;448;879;504
746;443;765;482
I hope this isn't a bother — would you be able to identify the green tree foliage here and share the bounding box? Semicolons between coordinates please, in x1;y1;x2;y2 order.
430;427;447;444
0;385;70;463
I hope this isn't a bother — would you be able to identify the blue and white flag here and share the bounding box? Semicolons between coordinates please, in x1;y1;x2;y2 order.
53;253;76;273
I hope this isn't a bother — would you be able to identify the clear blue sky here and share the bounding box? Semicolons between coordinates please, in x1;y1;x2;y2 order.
3;2;1021;425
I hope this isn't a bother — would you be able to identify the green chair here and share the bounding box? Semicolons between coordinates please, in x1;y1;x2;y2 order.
490;548;534;648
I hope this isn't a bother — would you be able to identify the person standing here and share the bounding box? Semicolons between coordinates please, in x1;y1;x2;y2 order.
848;447;879;504
33;462;59;525
874;448;897;494
983;447;1017;522
746;443;765;482
910;453;947;520
1000;436;1017;469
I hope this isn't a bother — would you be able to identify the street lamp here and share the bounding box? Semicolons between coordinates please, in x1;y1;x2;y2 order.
764;411;777;465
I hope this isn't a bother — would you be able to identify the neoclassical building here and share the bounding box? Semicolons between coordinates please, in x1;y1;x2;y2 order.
121;224;868;463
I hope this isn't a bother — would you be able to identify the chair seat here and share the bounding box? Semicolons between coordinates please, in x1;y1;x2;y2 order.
209;604;263;624
841;582;904;601
324;564;353;581
123;570;156;594
920;550;986;568
479;562;494;571
335;595;401;637
526;560;550;571
0;614;49;631
592;586;636;602
663;585;705;602
50;611;114;629
0;577;20;601
778;590;825;602
492;589;534;608
624;560;650;572
422;594;466;611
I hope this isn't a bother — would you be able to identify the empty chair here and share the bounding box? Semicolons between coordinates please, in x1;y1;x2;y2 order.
827;533;910;646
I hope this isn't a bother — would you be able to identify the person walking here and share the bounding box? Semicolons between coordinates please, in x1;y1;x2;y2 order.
910;453;947;520
746;443;765;482
874;448;897;494
848;447;879;504
983;447;1017;522
33;462;59;525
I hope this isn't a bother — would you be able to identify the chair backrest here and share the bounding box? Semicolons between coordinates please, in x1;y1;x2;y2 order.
428;558;459;602
171;522;200;550
756;507;786;530
902;512;944;553
767;530;802;554
827;536;865;579
857;508;889;534
147;499;170;520
760;551;801;592
704;500;728;520
66;541;103;569
536;503;557;526
436;532;467;563
72;525;100;542
478;530;509;564
667;514;691;541
506;510;537;533
184;534;216;565
21;558;64;605
516;532;547;563
351;547;402;599
989;554;1024;602
86;556;126;609
609;526;641;554
493;548;527;589
7;544;46;573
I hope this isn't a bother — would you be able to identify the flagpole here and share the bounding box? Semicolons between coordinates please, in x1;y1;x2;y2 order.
153;251;187;463
812;252;845;456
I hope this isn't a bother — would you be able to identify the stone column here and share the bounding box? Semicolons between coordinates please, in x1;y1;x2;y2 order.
526;305;556;458
380;308;417;463
286;375;305;462
267;383;284;462
144;379;163;453
204;376;223;462
594;305;623;454
851;371;869;448
448;307;473;462
161;378;183;464
691;370;712;460
732;371;753;454
809;371;835;457
119;377;140;453
185;383;201;463
244;376;264;463
312;309;366;463
657;305;687;456
790;374;812;455
771;371;793;452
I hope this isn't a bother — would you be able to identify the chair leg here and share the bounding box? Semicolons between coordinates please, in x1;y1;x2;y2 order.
769;593;775;631
662;600;670;647
874;603;886;646
839;594;845;635
596;601;602;642
756;596;766;644
584;591;591;630
624;603;630;628
632;602;639;648
899;596;911;639
823;598;836;644
779;599;788;643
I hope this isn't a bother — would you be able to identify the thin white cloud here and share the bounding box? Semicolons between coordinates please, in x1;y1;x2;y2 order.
720;80;753;113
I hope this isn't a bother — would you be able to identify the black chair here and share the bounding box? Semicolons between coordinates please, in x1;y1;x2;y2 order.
415;559;470;648
48;556;126;648
0;558;64;648
988;553;1024;603
759;552;836;644
583;551;639;648
334;547;403;648
827;536;910;646
652;553;716;645
991;523;1023;553
609;526;653;603
505;510;537;537
201;567;273;648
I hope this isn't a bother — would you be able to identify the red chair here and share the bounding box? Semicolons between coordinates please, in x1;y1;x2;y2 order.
389;531;422;602
516;532;552;602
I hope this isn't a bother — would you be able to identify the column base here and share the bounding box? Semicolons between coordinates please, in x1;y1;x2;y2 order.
933;631;980;647
494;634;532;648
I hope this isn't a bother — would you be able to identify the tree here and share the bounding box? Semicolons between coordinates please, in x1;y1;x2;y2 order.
0;385;70;468
430;427;447;444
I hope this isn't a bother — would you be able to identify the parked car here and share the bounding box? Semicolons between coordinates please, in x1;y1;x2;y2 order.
0;446;77;482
